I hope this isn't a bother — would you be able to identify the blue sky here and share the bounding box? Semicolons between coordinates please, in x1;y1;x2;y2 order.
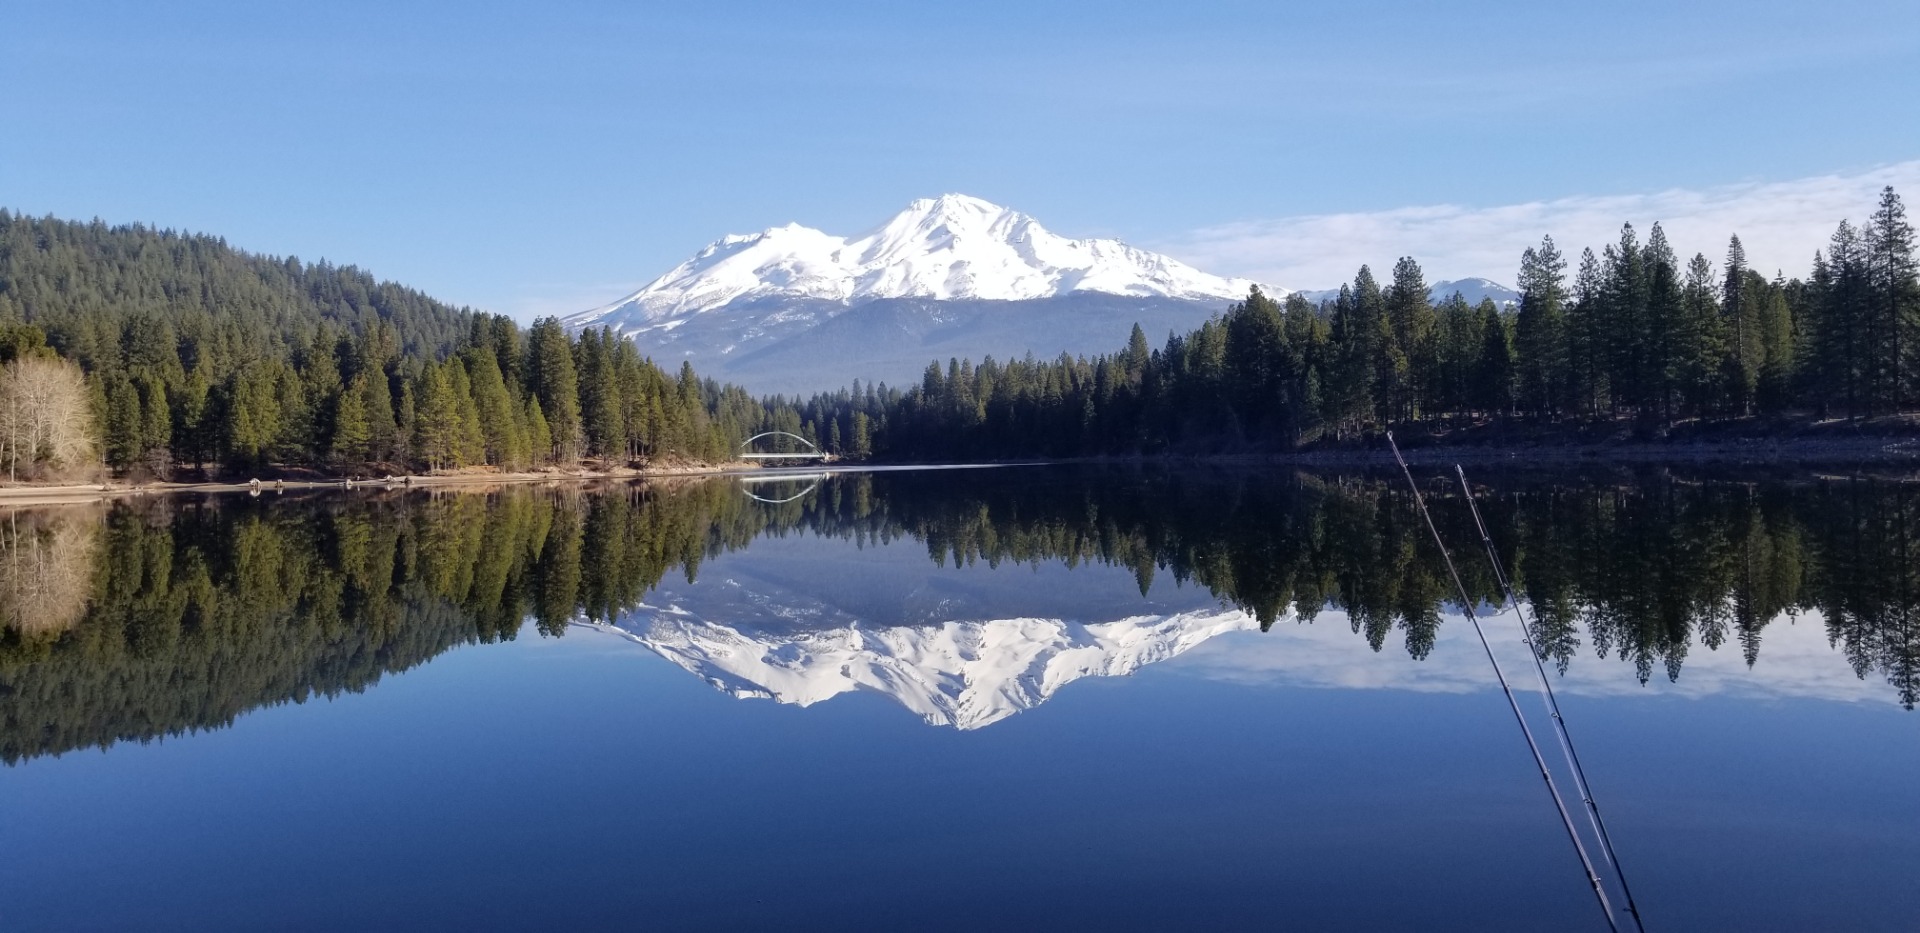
5;0;1917;317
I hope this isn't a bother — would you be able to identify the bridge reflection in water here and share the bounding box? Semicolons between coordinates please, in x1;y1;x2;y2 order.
737;472;825;504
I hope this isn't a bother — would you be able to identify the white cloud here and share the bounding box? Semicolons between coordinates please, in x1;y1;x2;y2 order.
1171;605;1898;708
1156;161;1920;292
503;280;649;324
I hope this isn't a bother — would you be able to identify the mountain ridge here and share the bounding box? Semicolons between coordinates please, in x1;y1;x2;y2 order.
1293;277;1520;308
568;194;1270;332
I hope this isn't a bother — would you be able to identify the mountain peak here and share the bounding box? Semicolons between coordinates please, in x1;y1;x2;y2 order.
567;196;1269;327
905;192;1006;214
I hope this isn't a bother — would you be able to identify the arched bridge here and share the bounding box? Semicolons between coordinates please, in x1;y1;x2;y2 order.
738;431;831;461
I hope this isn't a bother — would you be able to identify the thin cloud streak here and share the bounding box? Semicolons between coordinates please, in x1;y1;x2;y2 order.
505;280;650;324
1158;161;1920;292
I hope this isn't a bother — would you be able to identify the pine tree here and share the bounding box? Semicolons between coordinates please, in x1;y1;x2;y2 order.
524;396;553;467
171;364;212;469
1643;224;1683;421
1677;253;1727;416
464;349;526;468
1324;283;1375;437
612;339;649;463
413;365;459;471
1223;287;1286;437
1514;236;1568;417
1822;222;1872;415
295;328;341;456
1124;323;1151;388
331;374;372;466
395;380;418;465
1604;225;1648;413
1865;186;1917;408
1722;235;1759;413
851;411;872;458
269;360;310;465
1384;258;1434;421
136;373;171;475
1431;292;1480;417
222;361;283;468
103;373;142;470
1567;248;1609;417
447;362;485;467
1280;292;1326;443
1473;300;1514;415
1753;273;1796;412
575;328;622;459
526;318;583;462
362;370;397;465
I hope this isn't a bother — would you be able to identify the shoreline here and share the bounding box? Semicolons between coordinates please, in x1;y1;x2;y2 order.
4;431;1918;508
1156;434;1920;468
0;461;766;507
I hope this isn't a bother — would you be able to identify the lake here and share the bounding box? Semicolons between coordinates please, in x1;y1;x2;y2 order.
1;464;1915;931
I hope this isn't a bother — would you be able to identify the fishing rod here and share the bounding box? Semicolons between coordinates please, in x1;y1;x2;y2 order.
1453;463;1646;932
1383;433;1629;933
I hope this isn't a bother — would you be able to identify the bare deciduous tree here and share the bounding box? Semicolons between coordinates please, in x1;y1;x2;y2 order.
0;357;97;483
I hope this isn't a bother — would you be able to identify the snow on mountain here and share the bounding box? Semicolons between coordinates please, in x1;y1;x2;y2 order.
579;606;1261;730
1293;277;1520;308
567;194;1268;334
1430;278;1521;307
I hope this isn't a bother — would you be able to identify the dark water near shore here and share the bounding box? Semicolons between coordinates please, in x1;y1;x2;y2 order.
0;464;1916;931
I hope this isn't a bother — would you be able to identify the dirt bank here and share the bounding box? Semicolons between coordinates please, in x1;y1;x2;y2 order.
0;461;764;507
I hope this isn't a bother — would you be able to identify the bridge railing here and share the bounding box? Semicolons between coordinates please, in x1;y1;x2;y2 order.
738;431;827;459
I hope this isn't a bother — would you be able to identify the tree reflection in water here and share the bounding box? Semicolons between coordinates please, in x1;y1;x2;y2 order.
0;466;1915;763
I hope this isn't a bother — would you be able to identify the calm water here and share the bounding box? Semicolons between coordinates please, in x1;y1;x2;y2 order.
1;465;1916;931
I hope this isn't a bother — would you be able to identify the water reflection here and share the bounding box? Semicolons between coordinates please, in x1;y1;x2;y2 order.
584;609;1254;730
0;507;100;638
1;467;1916;762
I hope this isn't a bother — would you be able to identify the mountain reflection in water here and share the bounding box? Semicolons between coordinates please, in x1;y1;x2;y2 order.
1;465;1916;761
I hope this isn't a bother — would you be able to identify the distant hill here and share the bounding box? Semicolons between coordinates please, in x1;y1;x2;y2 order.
0;209;473;372
0;210;748;477
1294;277;1520;309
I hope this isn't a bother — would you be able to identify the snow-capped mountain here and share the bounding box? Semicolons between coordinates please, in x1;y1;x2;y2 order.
1430;278;1521;308
581;607;1260;730
574;194;1263;325
565;195;1273;395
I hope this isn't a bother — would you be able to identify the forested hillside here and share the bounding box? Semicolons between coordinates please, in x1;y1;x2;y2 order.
0;211;799;480
775;187;1920;460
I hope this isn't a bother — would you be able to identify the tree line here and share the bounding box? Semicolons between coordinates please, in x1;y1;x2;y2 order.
788;187;1918;460
0;211;809;480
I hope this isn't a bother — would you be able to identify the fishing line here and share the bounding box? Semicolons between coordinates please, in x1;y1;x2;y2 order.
1385;433;1625;933
1454;464;1646;932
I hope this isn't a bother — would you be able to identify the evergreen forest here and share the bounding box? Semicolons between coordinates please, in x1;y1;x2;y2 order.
0;211;811;481
784;187;1920;460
